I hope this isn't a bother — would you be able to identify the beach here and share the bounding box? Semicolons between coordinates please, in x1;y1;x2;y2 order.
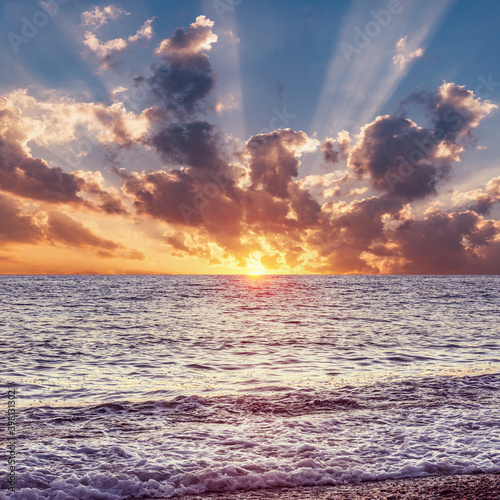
190;474;500;499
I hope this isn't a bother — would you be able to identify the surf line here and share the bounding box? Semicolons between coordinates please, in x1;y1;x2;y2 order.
7;388;17;492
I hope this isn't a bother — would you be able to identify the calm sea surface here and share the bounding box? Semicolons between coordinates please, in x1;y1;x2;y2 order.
1;275;499;499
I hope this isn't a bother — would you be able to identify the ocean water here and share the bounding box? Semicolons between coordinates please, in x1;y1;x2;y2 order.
1;275;500;499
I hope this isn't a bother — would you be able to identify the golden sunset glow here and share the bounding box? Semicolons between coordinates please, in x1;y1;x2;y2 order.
0;1;499;276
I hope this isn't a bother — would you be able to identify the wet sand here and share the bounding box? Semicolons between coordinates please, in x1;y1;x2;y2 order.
185;473;500;500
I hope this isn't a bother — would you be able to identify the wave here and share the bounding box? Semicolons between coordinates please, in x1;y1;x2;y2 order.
2;374;499;499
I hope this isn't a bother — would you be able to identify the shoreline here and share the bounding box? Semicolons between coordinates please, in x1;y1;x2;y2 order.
180;473;500;500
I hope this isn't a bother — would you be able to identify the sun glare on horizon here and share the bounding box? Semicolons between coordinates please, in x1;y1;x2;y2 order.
246;269;266;276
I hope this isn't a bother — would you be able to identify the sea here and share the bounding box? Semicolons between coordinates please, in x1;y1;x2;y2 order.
1;275;499;499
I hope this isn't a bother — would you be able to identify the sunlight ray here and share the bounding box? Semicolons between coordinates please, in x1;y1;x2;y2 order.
310;0;456;145
202;0;246;143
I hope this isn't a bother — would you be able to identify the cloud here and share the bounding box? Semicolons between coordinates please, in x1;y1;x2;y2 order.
411;82;498;142
4;11;500;275
46;211;123;251
153;16;217;58
7;89;151;148
81;5;128;30
306;193;500;275
348;83;497;201
0;193;142;259
81;5;154;68
0;97;127;213
118;64;500;274
215;94;238;114
83;32;128;62
129;18;155;44
148;121;227;170
129;15;233;196
349;114;449;200
309;196;404;274
121;128;322;267
146;16;218;117
92;102;151;146
464;176;500;215
388;210;500;274
0;194;44;244
246;129;319;198
393;36;424;69
321;131;351;164
321;139;339;164
120;162;241;233
298;172;346;200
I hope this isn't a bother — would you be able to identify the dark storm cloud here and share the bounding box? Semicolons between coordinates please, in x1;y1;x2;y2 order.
121;164;251;265
120;163;244;245
330;197;403;248
349;114;450;201
470;195;496;216
309;196;404;274
402;83;497;143
388;211;500;274
321;132;351;165
146;61;215;116
0;153;84;204
150;121;226;170
246;129;317;199
288;184;322;226
117;16;265;261
146;16;218;117
308;197;500;275
121;169;207;226
134;16;226;174
349;83;496;201
124;128;318;229
320;139;340;164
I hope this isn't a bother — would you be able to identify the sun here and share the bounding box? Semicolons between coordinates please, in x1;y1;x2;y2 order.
244;254;268;276
245;266;267;276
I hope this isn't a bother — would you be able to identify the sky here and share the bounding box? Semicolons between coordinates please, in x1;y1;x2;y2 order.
0;0;499;275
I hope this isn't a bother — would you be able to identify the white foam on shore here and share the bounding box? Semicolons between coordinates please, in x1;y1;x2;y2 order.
2;458;500;499
2;379;500;499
